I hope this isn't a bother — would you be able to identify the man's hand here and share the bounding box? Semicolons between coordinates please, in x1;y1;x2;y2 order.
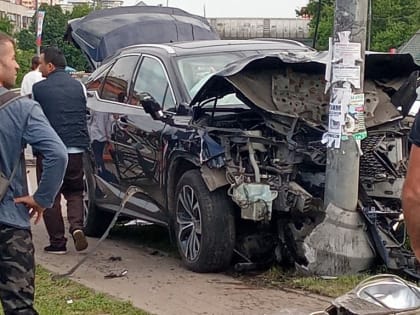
14;195;45;224
403;145;420;262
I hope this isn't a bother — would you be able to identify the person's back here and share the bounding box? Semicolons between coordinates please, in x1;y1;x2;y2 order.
0;32;67;315
0;92;65;227
20;70;43;96
33;69;89;149
20;56;44;97
32;47;89;255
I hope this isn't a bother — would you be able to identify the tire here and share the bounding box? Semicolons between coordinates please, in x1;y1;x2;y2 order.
174;169;235;272
83;153;113;237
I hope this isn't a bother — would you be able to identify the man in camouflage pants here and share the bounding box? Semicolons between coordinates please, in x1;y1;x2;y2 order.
0;32;67;314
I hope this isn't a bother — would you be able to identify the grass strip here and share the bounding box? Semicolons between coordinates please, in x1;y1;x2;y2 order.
1;265;151;315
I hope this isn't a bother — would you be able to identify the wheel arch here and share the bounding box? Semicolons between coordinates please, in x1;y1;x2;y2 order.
166;155;230;214
166;154;199;214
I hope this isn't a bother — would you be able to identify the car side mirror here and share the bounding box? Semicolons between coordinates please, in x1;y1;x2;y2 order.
140;92;164;120
177;102;190;115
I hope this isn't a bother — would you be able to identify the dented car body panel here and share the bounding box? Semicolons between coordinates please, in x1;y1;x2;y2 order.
83;39;420;274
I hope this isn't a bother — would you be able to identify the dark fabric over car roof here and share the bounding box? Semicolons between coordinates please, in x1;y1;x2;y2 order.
64;6;219;64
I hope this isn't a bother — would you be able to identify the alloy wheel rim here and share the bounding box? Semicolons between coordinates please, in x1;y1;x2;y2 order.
176;185;202;262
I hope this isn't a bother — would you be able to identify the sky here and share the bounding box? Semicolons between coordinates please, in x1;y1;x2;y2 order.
122;0;309;18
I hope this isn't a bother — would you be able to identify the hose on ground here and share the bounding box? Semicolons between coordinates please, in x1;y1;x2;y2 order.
52;186;143;280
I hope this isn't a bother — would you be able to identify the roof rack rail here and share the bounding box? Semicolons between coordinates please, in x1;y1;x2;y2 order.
249;38;315;50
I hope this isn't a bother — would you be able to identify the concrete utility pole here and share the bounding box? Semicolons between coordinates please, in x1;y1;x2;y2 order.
303;0;375;275
324;0;367;209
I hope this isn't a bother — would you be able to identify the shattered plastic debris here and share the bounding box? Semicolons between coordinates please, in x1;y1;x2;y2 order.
320;276;338;280
123;219;153;227
104;269;128;279
108;256;122;262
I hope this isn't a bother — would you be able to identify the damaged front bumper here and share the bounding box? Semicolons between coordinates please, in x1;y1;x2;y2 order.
192;52;420;278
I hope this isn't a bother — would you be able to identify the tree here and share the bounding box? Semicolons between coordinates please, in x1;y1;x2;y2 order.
300;0;420;51
25;4;92;71
16;29;36;52
37;4;68;47
370;0;420;51
0;16;14;35
69;4;94;19
16;49;34;87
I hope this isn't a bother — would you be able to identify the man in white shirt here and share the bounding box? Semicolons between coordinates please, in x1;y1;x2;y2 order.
20;56;44;97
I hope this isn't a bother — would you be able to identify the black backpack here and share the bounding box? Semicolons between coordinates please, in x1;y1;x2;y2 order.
0;91;25;202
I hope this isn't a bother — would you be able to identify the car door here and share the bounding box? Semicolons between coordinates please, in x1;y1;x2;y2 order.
93;55;142;184
124;55;177;206
86;54;170;224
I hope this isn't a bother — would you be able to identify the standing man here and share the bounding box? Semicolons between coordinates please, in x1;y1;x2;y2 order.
20;55;44;97
403;110;420;262
33;47;90;254
0;32;67;314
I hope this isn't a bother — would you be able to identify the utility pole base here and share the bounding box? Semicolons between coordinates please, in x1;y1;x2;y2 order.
302;203;375;276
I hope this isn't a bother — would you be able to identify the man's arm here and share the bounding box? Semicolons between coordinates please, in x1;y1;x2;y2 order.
22;104;68;209
403;144;420;261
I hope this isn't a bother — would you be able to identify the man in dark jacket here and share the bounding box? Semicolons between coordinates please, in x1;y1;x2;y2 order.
0;32;68;314
33;47;90;254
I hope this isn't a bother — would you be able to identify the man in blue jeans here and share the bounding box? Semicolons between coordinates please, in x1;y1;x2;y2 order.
0;32;68;314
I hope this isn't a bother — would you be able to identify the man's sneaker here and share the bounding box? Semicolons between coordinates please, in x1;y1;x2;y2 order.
44;245;67;255
72;229;88;251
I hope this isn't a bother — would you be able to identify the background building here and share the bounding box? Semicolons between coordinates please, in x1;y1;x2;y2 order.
399;29;420;65
98;0;123;8
0;0;34;31
207;17;310;43
14;0;59;10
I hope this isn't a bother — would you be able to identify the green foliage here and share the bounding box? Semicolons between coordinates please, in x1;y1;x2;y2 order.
0;16;14;35
69;4;94;19
61;40;91;71
37;4;67;47
16;49;34;87
18;4;93;72
299;0;334;49
245;266;370;298
370;0;420;51
16;29;36;52
300;0;420;51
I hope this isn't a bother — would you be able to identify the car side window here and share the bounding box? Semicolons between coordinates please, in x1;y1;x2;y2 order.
101;55;139;103
130;56;176;110
85;64;111;92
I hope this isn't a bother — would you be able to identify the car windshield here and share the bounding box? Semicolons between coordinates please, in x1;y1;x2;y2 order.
176;53;246;98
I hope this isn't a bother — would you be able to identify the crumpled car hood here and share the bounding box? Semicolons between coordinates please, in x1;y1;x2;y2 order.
191;52;420;128
64;6;219;68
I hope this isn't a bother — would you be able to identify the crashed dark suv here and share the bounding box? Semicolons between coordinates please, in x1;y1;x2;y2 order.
84;39;420;274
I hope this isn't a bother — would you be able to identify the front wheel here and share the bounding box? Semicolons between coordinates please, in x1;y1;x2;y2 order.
174;169;235;272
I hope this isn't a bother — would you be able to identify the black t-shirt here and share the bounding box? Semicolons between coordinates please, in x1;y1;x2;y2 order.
409;114;420;147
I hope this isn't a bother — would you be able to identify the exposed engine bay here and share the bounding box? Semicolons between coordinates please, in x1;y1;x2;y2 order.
191;54;419;277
